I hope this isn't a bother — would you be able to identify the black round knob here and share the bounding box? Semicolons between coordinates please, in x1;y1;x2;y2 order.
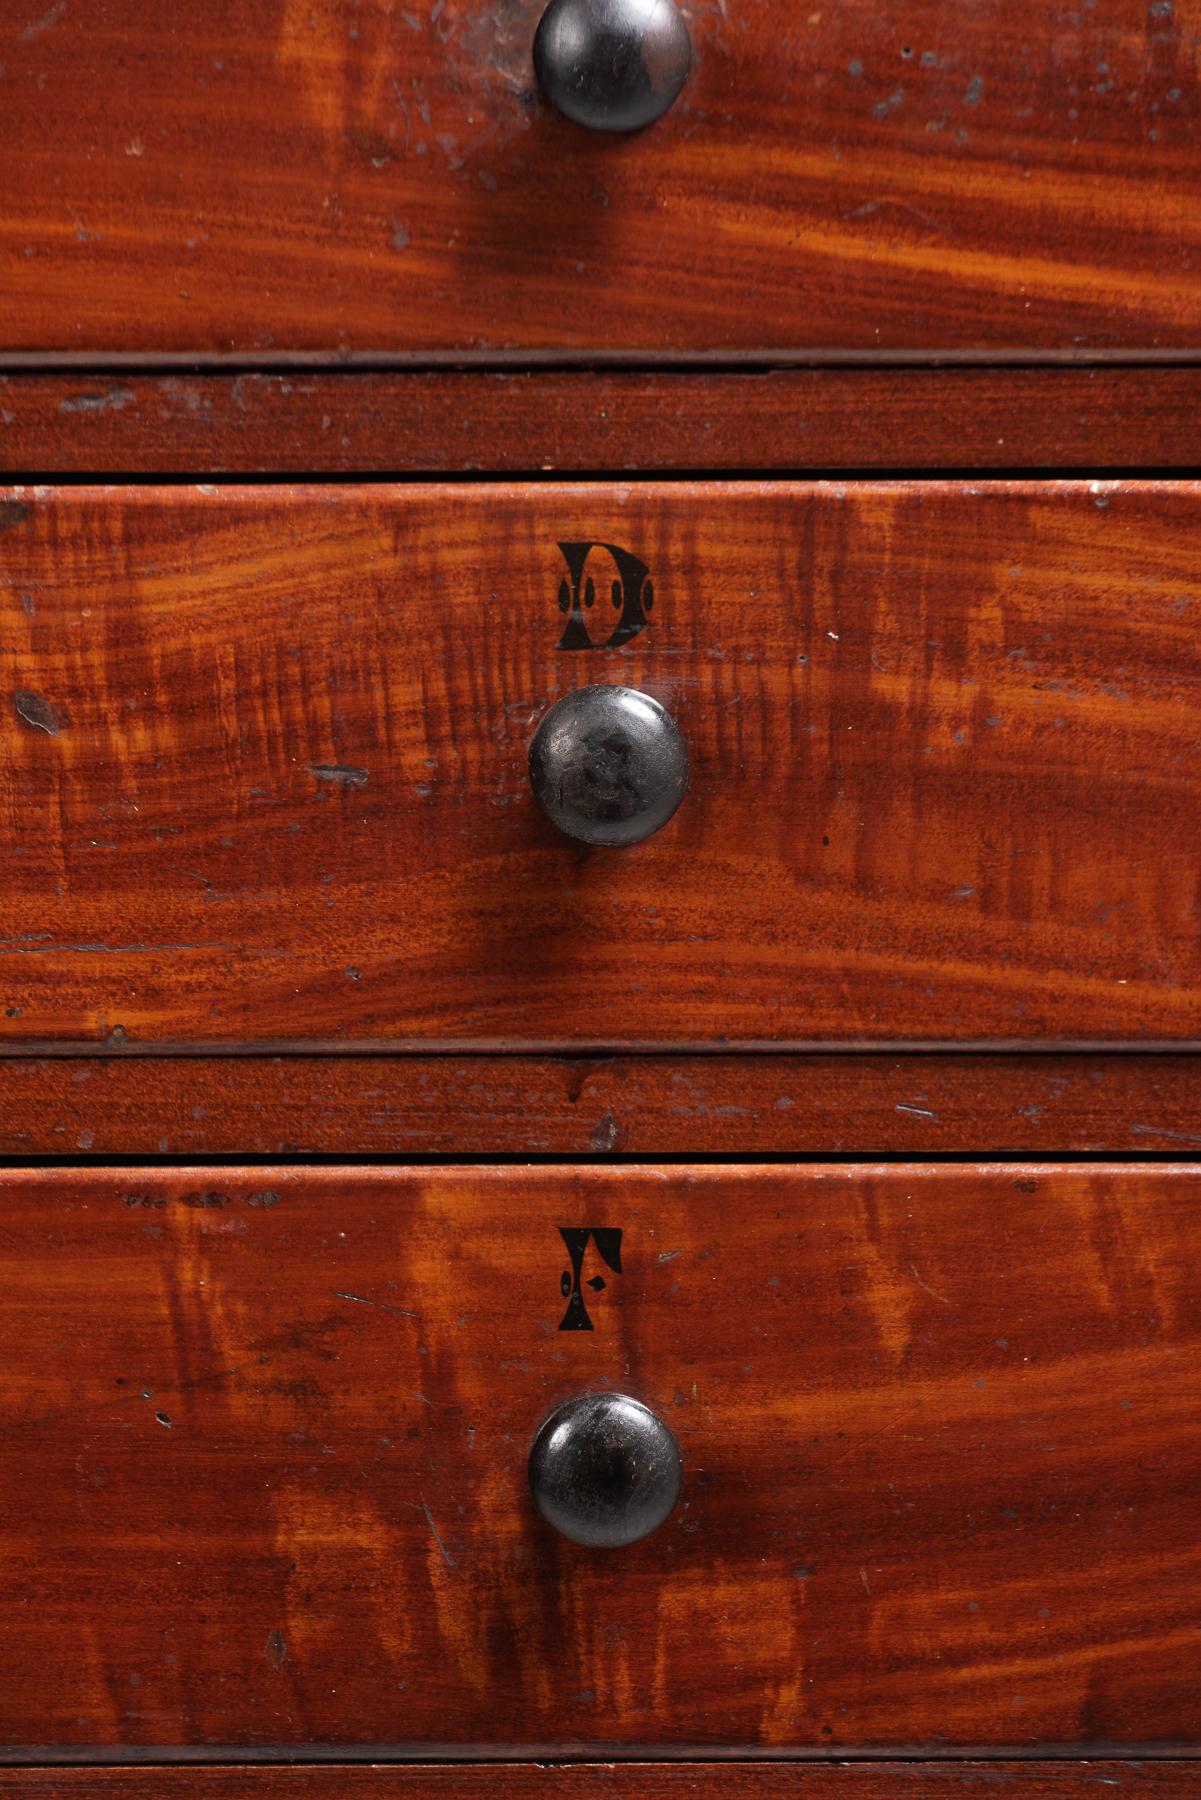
529;1392;682;1548
529;684;689;847
533;0;692;134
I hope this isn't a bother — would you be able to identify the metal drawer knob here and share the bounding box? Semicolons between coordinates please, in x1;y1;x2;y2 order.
529;1392;682;1547
528;683;689;847
533;0;692;133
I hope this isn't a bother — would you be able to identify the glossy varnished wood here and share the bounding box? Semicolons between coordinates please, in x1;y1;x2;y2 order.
0;1767;1196;1795
0;1164;1196;1753
2;1054;1200;1155
2;482;1200;1049
2;0;1201;357
9;369;1201;473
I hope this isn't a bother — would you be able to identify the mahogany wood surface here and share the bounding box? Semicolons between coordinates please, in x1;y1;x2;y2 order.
0;1767;1196;1795
0;1163;1197;1753
8;369;1201;474
2;481;1200;1050
2;0;1201;359
2;1053;1200;1155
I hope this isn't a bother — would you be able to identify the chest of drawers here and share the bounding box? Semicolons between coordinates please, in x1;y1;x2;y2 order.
3;0;1201;1795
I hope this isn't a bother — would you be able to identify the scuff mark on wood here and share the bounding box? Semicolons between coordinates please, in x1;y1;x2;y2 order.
265;1629;287;1670
13;690;67;735
18;0;67;39
57;388;135;416
0;501;32;534
310;763;369;787
590;1113;622;1152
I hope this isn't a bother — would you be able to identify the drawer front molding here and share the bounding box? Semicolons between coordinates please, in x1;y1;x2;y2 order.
1;1053;1200;1156
7;371;1201;475
0;1766;1197;1794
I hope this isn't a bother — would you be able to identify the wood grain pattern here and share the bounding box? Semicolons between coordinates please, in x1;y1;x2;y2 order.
0;1163;1197;1753
2;0;1201;358
0;1767;1196;1795
2;482;1200;1050
2;1054;1200;1155
9;369;1201;473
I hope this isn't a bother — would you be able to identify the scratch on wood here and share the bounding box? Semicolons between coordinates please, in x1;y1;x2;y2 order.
1130;1122;1201;1147
421;1499;457;1570
0;940;232;956
909;1264;951;1305
334;1290;418;1318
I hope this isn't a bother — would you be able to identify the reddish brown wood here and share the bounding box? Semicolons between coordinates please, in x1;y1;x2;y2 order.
1;0;1201;358
2;1054;1200;1155
0;1767;1194;1795
7;369;1201;473
2;482;1201;1050
0;1163;1197;1752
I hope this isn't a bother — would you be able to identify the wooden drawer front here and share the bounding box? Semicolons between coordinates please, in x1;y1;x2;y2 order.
0;1163;1197;1754
1;0;1199;359
3;482;1200;1049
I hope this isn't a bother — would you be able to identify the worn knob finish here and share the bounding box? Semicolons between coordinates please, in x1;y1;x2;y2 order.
529;1392;682;1548
529;684;689;847
533;0;692;133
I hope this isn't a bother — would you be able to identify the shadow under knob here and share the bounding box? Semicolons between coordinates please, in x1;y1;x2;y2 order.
529;1392;682;1548
533;0;692;133
529;683;689;847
